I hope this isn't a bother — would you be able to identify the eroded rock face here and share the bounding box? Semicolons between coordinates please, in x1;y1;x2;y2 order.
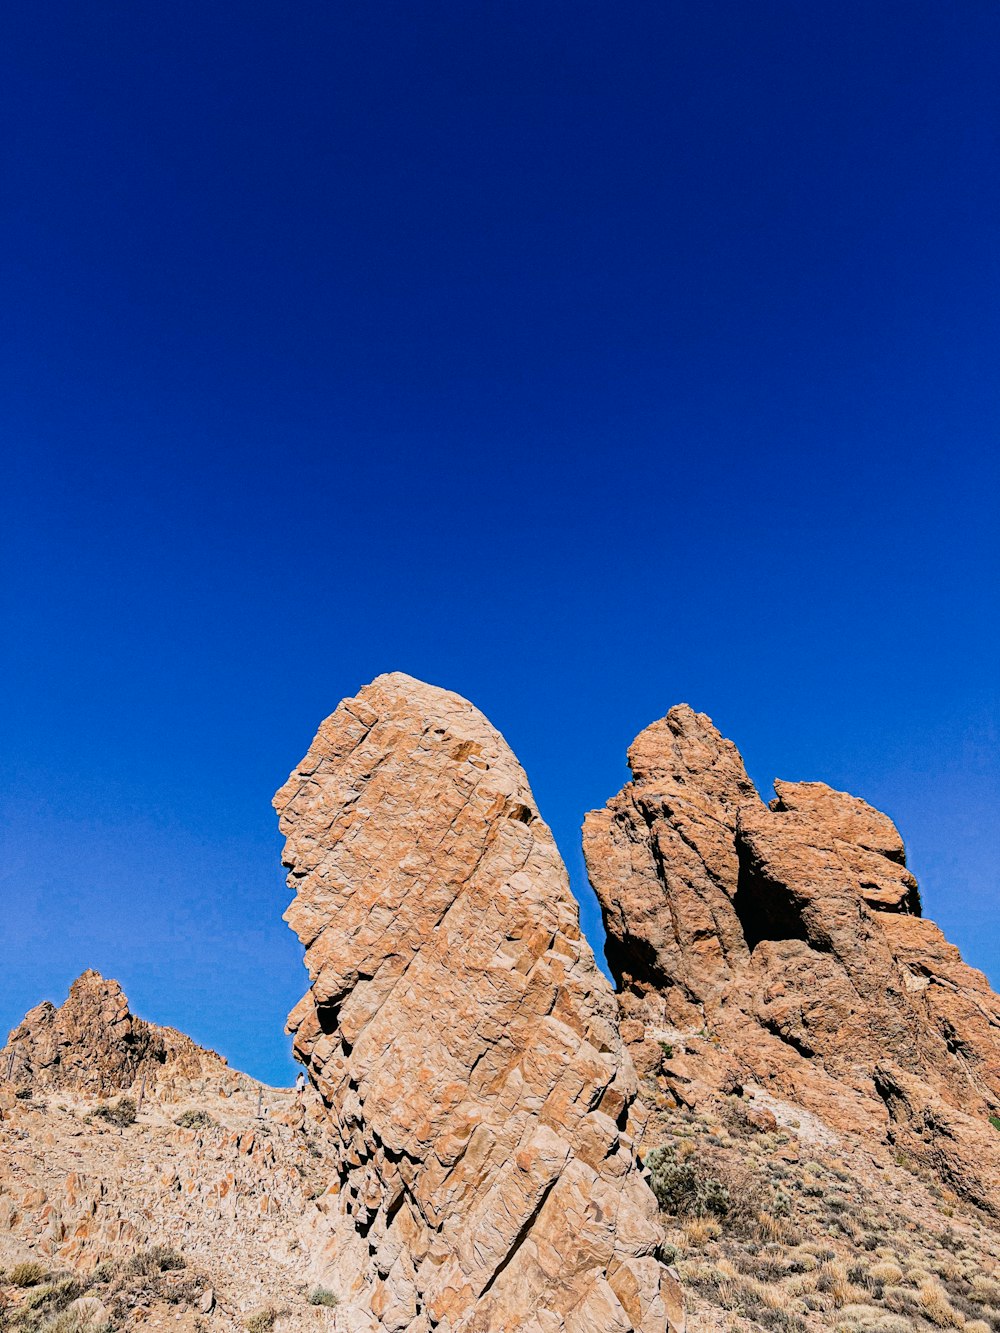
584;706;1000;1214
582;705;756;1032
1;971;223;1096
274;673;677;1333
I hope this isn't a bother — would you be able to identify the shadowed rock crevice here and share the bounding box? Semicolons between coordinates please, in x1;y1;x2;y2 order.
732;842;813;953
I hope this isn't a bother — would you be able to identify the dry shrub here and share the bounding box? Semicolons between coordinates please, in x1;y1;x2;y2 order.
175;1108;216;1130
244;1309;281;1333
93;1097;136;1128
905;1266;933;1284
681;1216;720;1247
883;1285;919;1315
9;1263;48;1288
971;1276;1000;1304
917;1280;964;1328
868;1261;904;1285
833;1302;888;1330
756;1211;796;1245
815;1260;859;1309
124;1245;184;1276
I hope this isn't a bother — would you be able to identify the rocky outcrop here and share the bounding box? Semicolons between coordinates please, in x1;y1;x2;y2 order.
2;971;226;1097
584;705;1000;1214
274;673;678;1333
582;705;756;1033
0;991;343;1332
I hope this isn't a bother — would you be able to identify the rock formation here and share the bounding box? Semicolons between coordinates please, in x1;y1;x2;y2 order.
274;672;679;1333
1;976;344;1331
584;704;1000;1215
1;970;224;1097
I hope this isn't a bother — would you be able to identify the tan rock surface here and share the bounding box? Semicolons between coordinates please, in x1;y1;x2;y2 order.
582;705;757;1034
274;672;677;1333
2;970;224;1098
1;976;347;1332
584;704;1000;1214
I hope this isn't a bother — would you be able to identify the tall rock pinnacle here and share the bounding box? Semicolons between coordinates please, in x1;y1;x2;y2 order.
274;673;679;1333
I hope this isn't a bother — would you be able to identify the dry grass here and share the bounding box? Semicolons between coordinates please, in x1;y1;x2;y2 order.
681;1216;721;1247
639;1089;1000;1333
7;1266;47;1290
867;1261;903;1285
917;1280;965;1328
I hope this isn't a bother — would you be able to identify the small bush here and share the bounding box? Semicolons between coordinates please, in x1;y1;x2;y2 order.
10;1261;48;1287
645;1144;730;1219
989;1115;1000;1132
918;1281;965;1328
175;1108;216;1130
93;1097;136;1127
244;1309;280;1333
308;1286;338;1307
40;1315;113;1333
125;1245;185;1276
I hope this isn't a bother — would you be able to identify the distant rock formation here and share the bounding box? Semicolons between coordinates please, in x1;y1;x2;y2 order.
583;704;1000;1214
1;977;343;1328
274;673;680;1333
2;970;226;1097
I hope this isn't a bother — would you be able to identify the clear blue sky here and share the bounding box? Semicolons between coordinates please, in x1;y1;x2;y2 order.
2;2;997;1086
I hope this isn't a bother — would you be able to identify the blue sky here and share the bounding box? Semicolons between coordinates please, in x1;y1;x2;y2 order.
1;2;997;1085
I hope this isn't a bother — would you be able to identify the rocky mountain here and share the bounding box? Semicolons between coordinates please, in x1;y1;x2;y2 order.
582;705;1000;1213
0;973;343;1332
3;971;227;1098
4;677;1000;1333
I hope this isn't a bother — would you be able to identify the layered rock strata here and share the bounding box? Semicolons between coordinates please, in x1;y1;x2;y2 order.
274;673;677;1333
584;705;1000;1214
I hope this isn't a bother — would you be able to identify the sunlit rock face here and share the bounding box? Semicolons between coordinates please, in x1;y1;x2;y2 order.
1;969;224;1097
583;704;1000;1215
274;672;680;1333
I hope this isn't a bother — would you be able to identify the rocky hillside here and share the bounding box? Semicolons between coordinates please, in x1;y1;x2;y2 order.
0;973;345;1333
3;676;999;1333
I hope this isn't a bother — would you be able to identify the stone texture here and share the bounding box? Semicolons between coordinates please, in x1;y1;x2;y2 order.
274;672;677;1333
2;970;224;1097
582;705;757;1033
1;979;348;1332
584;704;1000;1215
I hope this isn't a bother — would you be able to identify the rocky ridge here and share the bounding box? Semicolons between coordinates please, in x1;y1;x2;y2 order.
3;971;226;1098
1;974;344;1332
4;678;1000;1333
583;704;1000;1214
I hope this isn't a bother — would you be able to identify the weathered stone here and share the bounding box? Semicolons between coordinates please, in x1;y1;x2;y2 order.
275;672;675;1332
66;1296;109;1329
1;971;226;1096
584;703;1000;1214
582;705;757;1032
